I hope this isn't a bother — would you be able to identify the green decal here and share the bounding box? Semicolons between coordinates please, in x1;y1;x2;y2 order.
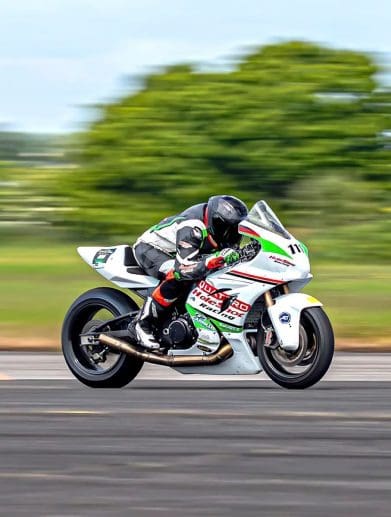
210;318;243;334
260;237;293;258
299;241;309;256
150;216;185;233
185;304;215;331
239;230;292;258
186;305;243;334
92;248;116;268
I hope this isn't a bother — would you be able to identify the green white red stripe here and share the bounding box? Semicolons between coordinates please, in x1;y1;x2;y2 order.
228;269;284;285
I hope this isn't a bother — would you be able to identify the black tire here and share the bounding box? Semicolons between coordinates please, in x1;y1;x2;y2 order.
62;287;143;388
257;307;334;389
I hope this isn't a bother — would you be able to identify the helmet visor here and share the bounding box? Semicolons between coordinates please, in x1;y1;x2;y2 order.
213;216;241;247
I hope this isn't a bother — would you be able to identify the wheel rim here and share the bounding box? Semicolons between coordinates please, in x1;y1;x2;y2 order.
262;314;320;379
67;301;125;376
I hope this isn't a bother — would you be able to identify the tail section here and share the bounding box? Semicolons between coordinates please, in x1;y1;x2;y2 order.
77;245;159;289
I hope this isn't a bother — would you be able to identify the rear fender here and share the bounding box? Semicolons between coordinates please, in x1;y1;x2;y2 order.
267;293;322;351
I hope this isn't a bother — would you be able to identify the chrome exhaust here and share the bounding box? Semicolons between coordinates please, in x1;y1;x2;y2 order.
98;334;233;367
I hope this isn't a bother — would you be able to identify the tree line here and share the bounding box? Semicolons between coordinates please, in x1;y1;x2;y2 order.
1;41;390;260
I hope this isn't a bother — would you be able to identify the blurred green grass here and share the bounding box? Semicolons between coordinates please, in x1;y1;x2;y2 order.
0;242;106;344
0;242;389;349
310;262;390;345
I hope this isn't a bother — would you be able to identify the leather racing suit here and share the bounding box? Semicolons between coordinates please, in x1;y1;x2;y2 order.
133;202;225;308
132;196;247;349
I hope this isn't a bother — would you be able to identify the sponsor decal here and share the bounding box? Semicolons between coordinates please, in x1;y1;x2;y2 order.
178;240;193;248
197;301;235;320
198;281;251;312
92;248;116;268
211;319;243;333
190;280;250;321
191;312;214;331
279;312;291;324
269;255;295;267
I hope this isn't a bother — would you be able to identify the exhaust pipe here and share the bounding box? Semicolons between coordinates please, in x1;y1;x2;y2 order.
98;334;233;367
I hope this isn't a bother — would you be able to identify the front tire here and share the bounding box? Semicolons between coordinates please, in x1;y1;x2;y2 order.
62;287;143;388
257;307;334;389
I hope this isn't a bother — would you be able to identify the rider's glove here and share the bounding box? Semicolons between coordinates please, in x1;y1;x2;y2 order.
205;253;225;270
220;248;240;264
205;248;240;270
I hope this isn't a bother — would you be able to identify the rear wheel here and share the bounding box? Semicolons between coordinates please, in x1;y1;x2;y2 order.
257;307;334;389
62;287;143;388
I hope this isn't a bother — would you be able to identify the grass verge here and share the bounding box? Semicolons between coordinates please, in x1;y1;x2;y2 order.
0;242;389;351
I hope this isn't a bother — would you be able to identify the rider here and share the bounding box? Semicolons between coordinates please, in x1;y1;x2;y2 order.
133;195;248;349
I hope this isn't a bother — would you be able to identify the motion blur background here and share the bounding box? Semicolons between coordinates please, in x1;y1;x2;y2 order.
0;0;389;350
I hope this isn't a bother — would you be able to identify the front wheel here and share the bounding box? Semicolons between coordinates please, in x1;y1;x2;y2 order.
62;287;143;388
257;307;334;389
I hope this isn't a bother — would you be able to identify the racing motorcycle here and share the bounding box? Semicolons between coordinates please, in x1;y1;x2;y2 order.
62;201;334;389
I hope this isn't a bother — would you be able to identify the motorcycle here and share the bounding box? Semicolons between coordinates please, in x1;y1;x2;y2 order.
62;200;334;389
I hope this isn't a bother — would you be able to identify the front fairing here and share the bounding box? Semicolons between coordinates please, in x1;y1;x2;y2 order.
194;203;312;324
239;220;312;283
192;227;312;331
182;202;317;369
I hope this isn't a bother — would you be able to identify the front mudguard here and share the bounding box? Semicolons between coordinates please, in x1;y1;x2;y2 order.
267;293;322;351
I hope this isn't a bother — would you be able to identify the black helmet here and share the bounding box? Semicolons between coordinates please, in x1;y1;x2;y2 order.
206;195;248;247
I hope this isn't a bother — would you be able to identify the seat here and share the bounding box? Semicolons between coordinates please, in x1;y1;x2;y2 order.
124;246;146;276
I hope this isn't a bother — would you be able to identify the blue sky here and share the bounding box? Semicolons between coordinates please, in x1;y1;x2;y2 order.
0;0;389;133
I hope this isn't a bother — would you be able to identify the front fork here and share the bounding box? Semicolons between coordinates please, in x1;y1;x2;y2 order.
264;285;289;307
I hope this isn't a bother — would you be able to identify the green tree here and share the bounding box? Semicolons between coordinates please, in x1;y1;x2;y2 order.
57;41;390;249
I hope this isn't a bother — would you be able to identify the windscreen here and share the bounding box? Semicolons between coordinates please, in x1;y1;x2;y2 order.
246;201;291;239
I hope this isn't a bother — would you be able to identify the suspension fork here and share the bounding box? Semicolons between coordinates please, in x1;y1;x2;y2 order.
264;284;289;307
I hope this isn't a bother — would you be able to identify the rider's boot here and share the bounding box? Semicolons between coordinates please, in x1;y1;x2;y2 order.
135;296;165;350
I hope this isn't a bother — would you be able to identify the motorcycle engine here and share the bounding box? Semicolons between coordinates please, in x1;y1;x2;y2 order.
160;314;197;349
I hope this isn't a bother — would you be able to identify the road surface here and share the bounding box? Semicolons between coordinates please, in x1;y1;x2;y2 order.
1;351;391;380
0;353;391;516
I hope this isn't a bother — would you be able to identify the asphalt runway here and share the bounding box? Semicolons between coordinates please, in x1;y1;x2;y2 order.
2;351;391;380
1;354;391;516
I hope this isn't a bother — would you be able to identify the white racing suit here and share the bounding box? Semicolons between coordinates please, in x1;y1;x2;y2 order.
133;203;225;308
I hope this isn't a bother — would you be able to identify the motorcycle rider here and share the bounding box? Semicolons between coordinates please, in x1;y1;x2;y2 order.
133;195;248;349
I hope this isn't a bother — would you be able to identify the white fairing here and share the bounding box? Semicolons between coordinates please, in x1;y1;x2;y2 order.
173;208;321;374
77;245;159;288
77;201;325;376
267;293;322;351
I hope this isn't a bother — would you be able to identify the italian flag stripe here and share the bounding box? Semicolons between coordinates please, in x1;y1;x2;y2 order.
239;225;260;238
228;270;283;285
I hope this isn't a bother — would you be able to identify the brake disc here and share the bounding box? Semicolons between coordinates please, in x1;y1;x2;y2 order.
270;325;308;367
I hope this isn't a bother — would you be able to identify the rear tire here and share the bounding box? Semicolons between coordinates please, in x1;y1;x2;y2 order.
62;287;143;388
257;307;334;389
